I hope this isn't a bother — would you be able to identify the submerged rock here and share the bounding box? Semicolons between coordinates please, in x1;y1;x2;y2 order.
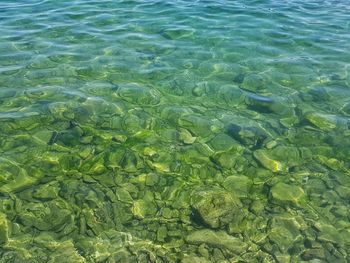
190;188;242;228
209;133;239;152
0;157;38;193
117;83;160;105
227;123;268;148
178;115;216;139
132;199;157;219
314;222;344;245
223;175;252;198
186;229;247;253
217;85;245;106
18;199;73;231
254;146;306;172
245;93;274;113
0;213;9;245
270;182;305;206
304;112;346;131
241;73;266;92
182;256;211;263
254;150;285;172
268;216;304;253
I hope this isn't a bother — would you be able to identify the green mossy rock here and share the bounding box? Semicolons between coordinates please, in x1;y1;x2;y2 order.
241;73;266;92
223;175;252;198
254;149;285;172
270;182;305;206
182;256;211;263
178;114;215;138
186;229;247;254
46;239;86;263
227;123;268;148
254;146;306;172
209;133;240;152
304;112;342;131
0;213;9;245
132;199;157;219
268;216;303;253
0;157;38;193
217;85;245;106
18;200;73;231
117;83;160;105
190;188;242;228
314;223;344;245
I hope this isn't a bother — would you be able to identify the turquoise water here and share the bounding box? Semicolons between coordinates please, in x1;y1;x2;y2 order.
1;0;350;262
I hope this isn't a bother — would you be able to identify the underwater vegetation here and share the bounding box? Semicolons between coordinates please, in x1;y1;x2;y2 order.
1;0;350;262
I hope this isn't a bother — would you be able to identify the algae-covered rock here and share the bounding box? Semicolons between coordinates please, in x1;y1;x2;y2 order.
186;229;247;253
178;114;216;138
32;182;59;200
132;199;157;219
241;73;266;92
314;222;344;245
268;216;303;253
227;123;268;148
254;146;305;172
42;238;86;263
117;83;160;105
179;128;196;144
217;84;245;106
160;106;193;124
0;157;38;193
0;213;9;245
254;149;285;172
190;188;242;228
182;256;211;263
301;248;326;261
18;199;73;231
245;93;274;113
209;133;240;152
223;175;252;198
270;182;305;206
304;112;343;131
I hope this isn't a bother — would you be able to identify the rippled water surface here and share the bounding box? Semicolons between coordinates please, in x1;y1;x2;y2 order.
1;0;350;262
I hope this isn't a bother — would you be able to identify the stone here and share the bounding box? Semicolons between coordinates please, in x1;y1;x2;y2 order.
301;249;326;261
32;182;59;200
131;200;157;219
254;146;304;172
117;83;160;105
314;223;343;245
241;73;266;92
178;115;214;139
0;213;9;245
304;112;339;131
227;123;268;148
190;188;242;228
209;133;239;152
182;256;211;263
268;216;303;253
0;157;38;193
186;229;247;254
254;150;285;172
179;128;196;144
245;93;274;113
217;85;245;106
223;175;251;198
270;182;305;206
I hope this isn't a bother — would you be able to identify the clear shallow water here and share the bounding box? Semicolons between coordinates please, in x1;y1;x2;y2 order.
0;0;350;262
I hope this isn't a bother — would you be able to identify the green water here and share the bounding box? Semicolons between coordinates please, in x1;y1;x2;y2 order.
1;0;350;262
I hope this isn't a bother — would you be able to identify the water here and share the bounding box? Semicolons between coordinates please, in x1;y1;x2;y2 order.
0;0;350;262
